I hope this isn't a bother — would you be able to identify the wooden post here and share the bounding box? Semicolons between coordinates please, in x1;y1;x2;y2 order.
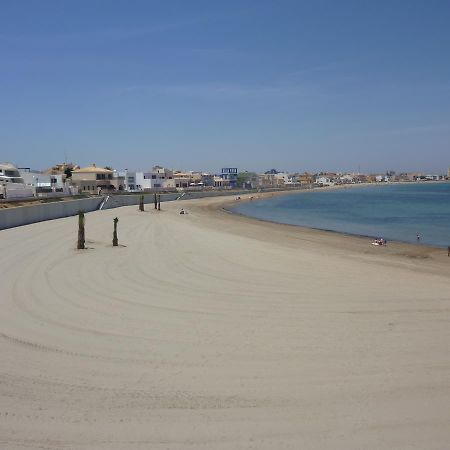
154;192;157;209
77;211;85;249
139;195;144;211
113;217;118;247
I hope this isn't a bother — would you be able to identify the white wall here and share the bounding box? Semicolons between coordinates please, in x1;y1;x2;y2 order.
0;197;103;230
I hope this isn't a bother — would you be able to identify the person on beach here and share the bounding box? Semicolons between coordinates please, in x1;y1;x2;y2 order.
417;234;421;242
448;246;450;257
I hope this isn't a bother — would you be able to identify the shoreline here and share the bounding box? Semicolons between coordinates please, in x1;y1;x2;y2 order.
183;194;450;278
218;184;449;251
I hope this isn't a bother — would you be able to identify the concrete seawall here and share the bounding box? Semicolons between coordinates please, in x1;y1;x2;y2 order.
0;188;296;230
0;197;104;230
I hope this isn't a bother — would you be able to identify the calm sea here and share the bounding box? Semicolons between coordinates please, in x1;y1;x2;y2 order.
231;183;450;248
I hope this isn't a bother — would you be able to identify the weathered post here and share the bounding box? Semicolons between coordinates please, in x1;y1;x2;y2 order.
113;217;119;247
157;194;161;211
139;194;144;211
154;192;157;209
77;211;85;249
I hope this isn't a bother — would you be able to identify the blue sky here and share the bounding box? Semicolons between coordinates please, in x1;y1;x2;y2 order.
1;0;450;173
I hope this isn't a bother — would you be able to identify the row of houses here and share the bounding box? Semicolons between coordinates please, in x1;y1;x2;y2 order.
2;161;449;200
68;166;341;192
312;172;448;186
1;162;243;199
44;165;450;194
23;164;450;191
118;167;239;192
64;165;240;194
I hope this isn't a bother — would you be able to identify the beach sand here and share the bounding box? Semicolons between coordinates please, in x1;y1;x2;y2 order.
1;195;450;449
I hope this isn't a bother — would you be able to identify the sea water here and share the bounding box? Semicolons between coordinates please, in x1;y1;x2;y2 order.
231;183;450;248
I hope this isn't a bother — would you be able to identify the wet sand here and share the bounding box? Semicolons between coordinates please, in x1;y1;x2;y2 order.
0;195;449;449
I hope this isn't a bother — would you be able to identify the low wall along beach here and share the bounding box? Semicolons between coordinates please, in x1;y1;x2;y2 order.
0;197;103;230
0;188;289;230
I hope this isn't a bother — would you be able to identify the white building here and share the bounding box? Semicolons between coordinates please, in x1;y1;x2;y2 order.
339;174;355;184
315;176;334;186
424;174;443;181
20;169;72;196
119;170;142;192
0;163;35;200
133;167;176;191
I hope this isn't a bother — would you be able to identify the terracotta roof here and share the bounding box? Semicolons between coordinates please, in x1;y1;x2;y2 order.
72;164;113;174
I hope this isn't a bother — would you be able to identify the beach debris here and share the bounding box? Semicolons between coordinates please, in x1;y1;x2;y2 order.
77;211;85;250
180;208;187;215
113;217;119;247
139;195;144;212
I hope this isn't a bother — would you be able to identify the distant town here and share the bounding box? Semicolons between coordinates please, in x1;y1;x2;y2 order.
1;161;449;201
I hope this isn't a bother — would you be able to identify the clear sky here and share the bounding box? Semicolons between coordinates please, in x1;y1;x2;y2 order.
1;0;450;173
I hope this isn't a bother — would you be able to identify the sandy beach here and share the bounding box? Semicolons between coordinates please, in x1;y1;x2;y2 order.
1;195;450;449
